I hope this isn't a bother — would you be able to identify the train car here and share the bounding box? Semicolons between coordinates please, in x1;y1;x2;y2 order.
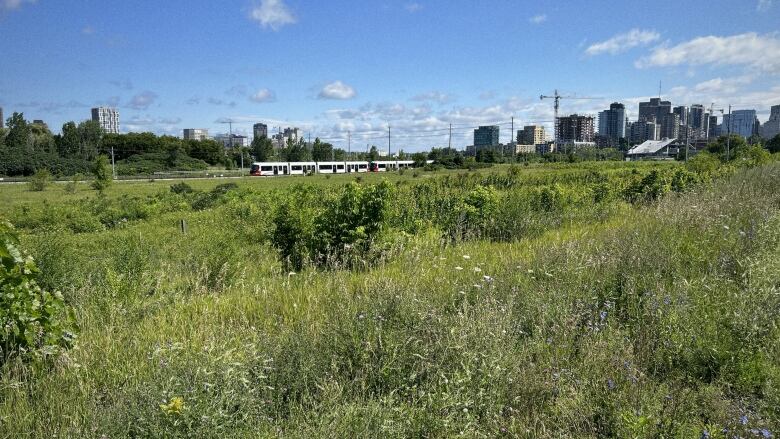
317;161;346;174
250;162;290;176
345;161;369;173
397;160;414;169
289;161;317;175
370;160;397;172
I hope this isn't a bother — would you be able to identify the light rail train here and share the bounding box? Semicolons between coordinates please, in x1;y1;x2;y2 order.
249;160;417;176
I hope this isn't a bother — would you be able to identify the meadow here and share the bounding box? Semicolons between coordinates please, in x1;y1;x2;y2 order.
1;158;779;438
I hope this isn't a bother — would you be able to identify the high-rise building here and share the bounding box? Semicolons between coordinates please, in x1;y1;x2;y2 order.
722;110;760;138
673;106;689;127
629;120;660;144
557;114;595;143
253;123;268;139
660;113;680;140
517;125;546;145
215;133;249;148
474;125;500;148
708;115;719;139
183;129;209;141
597;102;627;141
761;105;780;139
91;107;119;134
689;104;708;139
638;98;672;123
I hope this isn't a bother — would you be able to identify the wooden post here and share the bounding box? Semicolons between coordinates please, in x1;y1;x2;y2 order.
179;219;187;234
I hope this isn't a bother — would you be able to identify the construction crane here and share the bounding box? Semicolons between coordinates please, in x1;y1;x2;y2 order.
540;89;601;145
219;119;243;171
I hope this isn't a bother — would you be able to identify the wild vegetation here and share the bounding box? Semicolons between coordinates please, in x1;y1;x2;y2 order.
0;154;779;437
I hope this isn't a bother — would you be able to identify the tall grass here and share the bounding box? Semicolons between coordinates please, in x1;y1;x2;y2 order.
0;161;778;437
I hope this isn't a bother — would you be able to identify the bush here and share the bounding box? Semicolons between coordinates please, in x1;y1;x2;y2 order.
0;220;76;361
28;169;52;192
91;155;113;192
170;182;194;195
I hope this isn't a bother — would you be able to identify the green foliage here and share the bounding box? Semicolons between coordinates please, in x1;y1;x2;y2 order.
272;181;395;270
310;137;333;161
767;134;780;154
0;220;76;361
27;169;52;192
170;182;194;195
733;144;772;167
250;135;275;162
686;151;722;176
115;152;208;175
90;155;113;191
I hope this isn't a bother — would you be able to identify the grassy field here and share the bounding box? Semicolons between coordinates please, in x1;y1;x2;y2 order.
1;160;779;438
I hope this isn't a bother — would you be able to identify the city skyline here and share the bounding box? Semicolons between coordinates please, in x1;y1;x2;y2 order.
1;0;779;151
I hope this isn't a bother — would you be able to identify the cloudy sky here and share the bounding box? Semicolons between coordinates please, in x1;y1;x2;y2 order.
1;0;779;150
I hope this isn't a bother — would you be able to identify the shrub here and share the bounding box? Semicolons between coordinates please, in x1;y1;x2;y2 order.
0;220;76;361
27;169;52;192
91;155;113;192
64;173;82;194
170;182;194;195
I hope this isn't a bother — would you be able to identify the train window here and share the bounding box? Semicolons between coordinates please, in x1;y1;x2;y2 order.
261;166;272;172
292;165;302;171
320;165;332;170
337;165;344;169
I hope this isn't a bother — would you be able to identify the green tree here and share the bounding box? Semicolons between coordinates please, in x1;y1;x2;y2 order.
767;134;780;154
91;155;113;191
251;136;275;162
5;112;30;152
77;120;104;161
311;138;333;161
57;122;80;156
368;145;379;161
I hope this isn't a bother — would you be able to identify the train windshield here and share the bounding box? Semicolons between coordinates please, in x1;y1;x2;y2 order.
250;164;260;173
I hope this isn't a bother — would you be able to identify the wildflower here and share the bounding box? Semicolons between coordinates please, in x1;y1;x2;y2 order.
462;255;471;260
740;415;748;425
599;311;608;322
473;267;482;272
455;266;463;270
663;296;671;305
160;397;185;415
700;430;710;439
483;275;493;282
607;379;615;390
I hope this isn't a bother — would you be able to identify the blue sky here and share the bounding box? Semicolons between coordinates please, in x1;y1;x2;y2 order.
1;0;779;151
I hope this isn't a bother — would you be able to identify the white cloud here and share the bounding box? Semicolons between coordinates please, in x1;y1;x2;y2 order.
529;14;547;24
318;81;356;100
249;0;296;31
249;88;276;103
635;32;780;71
1;0;35;10
693;75;754;94
81;26;95;35
127;91;158;110
404;2;422;12
411;91;453;104
757;0;773;11
585;29;660;56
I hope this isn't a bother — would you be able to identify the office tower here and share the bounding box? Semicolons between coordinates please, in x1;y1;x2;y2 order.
597;102;627;141
689;104;707;139
183;129;209;141
673;106;688;126
708;115;719;138
629;120;660;143
556;114;595;143
660;113;680;140
518;125;546;145
722;110;760;138
253;123;268;139
638;98;672;123
761;105;780;139
91;107;119;134
473;125;500;148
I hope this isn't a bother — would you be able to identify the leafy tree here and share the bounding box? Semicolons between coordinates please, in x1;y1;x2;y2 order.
91;155;113;191
368;145;379;161
77;120;104;161
767;134;780;154
281;138;309;162
476;148;498;163
5;112;30;152
412;152;428;167
57;122;80;156
333;148;346;161
250;136;275;162
707;134;747;160
311;138;333;161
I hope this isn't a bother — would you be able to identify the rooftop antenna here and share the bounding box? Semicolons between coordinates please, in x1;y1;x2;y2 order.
658;80;662;99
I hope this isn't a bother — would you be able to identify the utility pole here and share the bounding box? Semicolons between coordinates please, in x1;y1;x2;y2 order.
510;116;514;159
347;130;351;159
726;104;732;161
388;125;391;158
110;145;116;179
448;123;452;149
